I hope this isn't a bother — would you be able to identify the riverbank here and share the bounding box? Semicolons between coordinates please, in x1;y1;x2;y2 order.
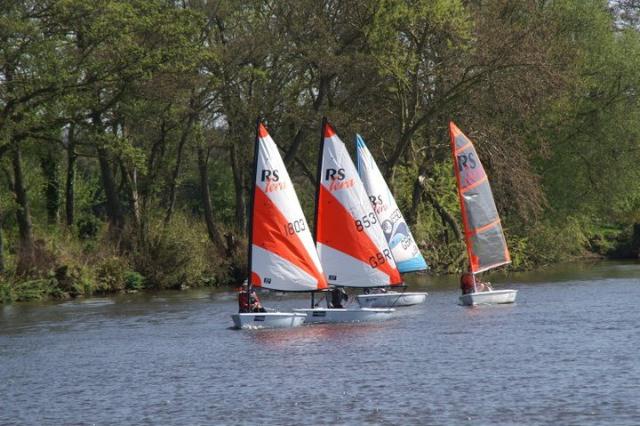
1;253;633;305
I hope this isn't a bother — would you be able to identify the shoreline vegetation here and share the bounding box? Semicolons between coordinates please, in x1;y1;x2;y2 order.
2;1;640;303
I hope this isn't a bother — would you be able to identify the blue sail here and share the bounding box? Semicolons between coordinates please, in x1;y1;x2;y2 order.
356;134;428;273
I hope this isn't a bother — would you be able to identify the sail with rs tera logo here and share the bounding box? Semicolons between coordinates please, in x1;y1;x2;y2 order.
314;119;402;288
249;122;328;292
449;121;511;274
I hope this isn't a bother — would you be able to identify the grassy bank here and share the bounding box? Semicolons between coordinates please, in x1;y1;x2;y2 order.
2;217;636;305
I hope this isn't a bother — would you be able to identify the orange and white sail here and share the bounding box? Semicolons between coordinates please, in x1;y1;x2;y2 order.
314;120;402;288
250;123;328;292
449;122;511;274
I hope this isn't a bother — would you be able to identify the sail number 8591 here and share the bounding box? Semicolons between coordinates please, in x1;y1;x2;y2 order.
354;212;378;232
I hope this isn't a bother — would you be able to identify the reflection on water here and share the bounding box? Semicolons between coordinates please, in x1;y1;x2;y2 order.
1;260;639;425
248;321;395;348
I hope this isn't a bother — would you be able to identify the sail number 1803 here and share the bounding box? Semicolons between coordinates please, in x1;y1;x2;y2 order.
283;219;306;236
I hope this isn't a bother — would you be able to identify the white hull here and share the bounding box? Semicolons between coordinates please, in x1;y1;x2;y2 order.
459;289;517;306
231;312;307;329
356;292;428;308
293;307;395;324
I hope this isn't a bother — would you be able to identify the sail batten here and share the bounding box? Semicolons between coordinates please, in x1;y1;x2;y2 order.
315;121;402;287
449;122;511;274
355;134;428;274
250;123;327;292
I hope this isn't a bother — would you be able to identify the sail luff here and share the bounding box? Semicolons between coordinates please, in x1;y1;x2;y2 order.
247;118;261;295
449;123;476;273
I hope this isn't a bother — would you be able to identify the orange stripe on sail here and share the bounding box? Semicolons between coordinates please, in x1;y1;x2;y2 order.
258;123;269;138
461;176;488;193
253;187;328;290
323;122;336;138
317;185;401;285
449;121;463;137
454;141;472;155
468;218;501;236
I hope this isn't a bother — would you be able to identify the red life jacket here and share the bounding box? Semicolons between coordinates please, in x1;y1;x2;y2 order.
460;274;475;294
238;291;250;312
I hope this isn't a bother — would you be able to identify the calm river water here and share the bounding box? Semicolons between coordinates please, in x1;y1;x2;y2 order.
1;261;639;425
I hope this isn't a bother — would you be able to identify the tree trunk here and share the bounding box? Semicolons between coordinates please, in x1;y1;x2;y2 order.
197;145;227;250
12;144;35;272
164;113;194;224
97;145;124;231
230;141;246;234
94;112;124;232
65;123;76;226
0;211;4;274
41;144;61;225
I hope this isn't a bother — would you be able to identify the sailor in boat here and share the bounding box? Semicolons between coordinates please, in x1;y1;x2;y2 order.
363;287;387;295
238;283;266;313
327;287;348;308
460;272;492;295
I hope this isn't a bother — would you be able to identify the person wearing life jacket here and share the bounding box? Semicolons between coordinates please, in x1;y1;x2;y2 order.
238;283;266;313
328;287;348;308
460;272;491;294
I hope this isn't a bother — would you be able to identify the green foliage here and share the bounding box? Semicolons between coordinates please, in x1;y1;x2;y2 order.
3;0;640;304
96;256;129;292
124;271;145;291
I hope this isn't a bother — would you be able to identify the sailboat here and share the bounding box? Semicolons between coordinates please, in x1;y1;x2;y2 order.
449;122;517;306
231;121;328;329
354;134;429;308
294;119;400;323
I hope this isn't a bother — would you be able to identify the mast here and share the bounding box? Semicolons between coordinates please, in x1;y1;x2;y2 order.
312;117;327;307
247;117;261;296
314;117;327;242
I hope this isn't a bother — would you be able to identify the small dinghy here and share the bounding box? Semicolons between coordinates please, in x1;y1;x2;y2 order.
293;307;394;324
356;291;428;308
449;122;517;306
459;289;517;306
298;119;404;323
231;312;308;329
231;121;327;329
354;135;429;307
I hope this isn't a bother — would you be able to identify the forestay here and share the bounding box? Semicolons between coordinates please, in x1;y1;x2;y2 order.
356;134;428;273
250;123;328;292
449;122;511;273
315;121;402;288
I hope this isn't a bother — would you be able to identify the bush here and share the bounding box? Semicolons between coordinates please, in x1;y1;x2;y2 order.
124;271;145;290
96;256;129;292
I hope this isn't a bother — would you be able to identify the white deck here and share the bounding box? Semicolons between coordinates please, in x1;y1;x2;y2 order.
459;289;517;306
293;307;395;324
356;292;428;308
231;312;307;329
